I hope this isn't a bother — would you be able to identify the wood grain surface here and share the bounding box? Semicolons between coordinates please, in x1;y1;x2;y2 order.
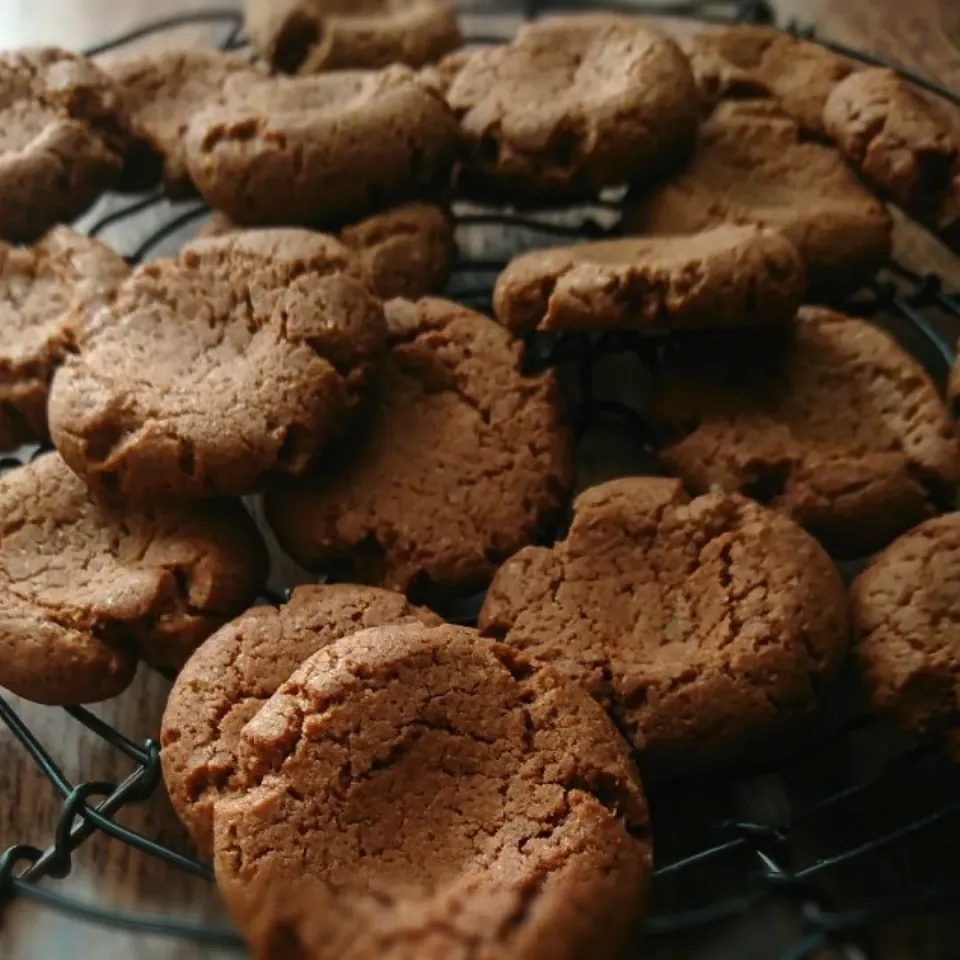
0;2;958;959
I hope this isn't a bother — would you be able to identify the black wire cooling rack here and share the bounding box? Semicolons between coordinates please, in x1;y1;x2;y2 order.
2;1;960;958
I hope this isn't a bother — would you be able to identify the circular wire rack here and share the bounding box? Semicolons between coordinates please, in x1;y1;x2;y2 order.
1;1;959;958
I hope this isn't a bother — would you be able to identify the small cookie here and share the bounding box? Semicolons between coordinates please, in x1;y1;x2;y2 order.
184;67;458;228
245;0;461;74
0;47;129;240
685;25;855;135
265;297;572;595
0;227;129;450
212;622;650;960
492;225;804;334
850;513;960;738
0;453;266;705
623;100;893;297
479;477;849;771
107;50;261;196
650;308;960;558
48;229;386;500
442;15;699;200
161;584;442;855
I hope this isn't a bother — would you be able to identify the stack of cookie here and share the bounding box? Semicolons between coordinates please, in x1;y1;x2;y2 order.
0;9;958;959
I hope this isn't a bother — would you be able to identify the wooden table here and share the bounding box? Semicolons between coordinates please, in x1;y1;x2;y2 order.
0;2;958;959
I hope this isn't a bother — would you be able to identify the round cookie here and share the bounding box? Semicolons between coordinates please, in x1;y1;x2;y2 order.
442;15;699;200
245;0;462;74
623;99;893;298
649;308;960;558
48;229;386;500
850;513;960;739
184;66;458;228
478;476;850;772
0;47;129;241
107;50;261;196
0;226;129;450
0;452;267;705
492;224;804;334
212;622;650;960
265;296;572;595
161;584;442;855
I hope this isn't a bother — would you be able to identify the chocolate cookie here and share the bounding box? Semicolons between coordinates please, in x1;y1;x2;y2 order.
623;100;893;297
479;477;848;772
107;50;261;196
265;297;571;595
650;307;960;558
184;67;458;228
0;47;130;240
442;15;699;200
245;0;461;74
0;452;266;705
212;622;650;960
161;584;442;855
0;226;129;450
492;224;804;334
48;229;386;500
850;513;960;738
685;25;855;135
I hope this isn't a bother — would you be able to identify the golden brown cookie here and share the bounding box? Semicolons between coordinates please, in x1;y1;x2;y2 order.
0;227;129;450
850;513;960;740
212;622;651;960
623;100;893;298
184;67;458;228
161;584;442;855
0;453;266;705
649;308;960;558
48;229;386;500
492;225;804;334
479;476;849;773
0;47;130;240
245;0;462;74
442;15;699;200
265;297;572;595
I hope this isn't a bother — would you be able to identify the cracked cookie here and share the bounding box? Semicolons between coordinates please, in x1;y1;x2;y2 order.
441;15;699;200
48;229;386;500
265;296;571;595
479;476;849;773
0;47;130;240
492;225;804;334
161;583;442;855
623;100;893;298
245;0;462;74
212;622;651;960
0;452;266;705
850;513;960;742
184;66;458;228
0;226;129;450
649;307;960;558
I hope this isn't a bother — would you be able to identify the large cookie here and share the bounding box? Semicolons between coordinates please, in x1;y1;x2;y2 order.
184;66;458;228
212;622;650;960
442;15;699;200
850;513;960;740
0;47;129;240
0;227;129;450
492;225;804;334
48;230;386;500
245;0;461;74
265;297;572;595
649;308;960;558
0;453;266;705
623;100;892;298
161;584;442;855
478;477;849;772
